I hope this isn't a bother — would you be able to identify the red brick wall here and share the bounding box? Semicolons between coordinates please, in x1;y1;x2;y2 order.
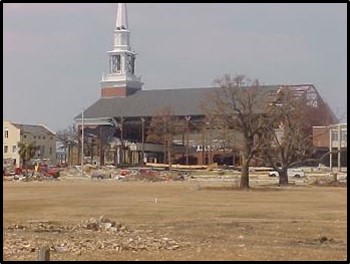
313;127;329;148
101;87;127;97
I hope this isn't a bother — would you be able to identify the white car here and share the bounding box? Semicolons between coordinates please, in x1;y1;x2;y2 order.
268;168;305;178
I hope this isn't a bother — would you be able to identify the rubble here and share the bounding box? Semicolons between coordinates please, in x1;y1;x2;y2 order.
310;176;347;187
4;164;346;187
293;236;345;247
3;216;187;260
91;171;112;180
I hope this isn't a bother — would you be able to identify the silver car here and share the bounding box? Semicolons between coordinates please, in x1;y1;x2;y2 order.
268;168;305;178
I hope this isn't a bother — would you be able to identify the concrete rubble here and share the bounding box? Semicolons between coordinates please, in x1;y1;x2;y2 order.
3;164;346;187
3;216;187;260
3;164;194;182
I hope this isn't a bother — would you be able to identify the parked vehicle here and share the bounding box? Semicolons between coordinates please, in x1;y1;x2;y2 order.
268;168;305;178
38;164;60;178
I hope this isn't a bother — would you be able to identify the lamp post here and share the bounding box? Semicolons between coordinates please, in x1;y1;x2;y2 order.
206;121;212;165
141;117;145;165
201;127;205;165
163;117;167;164
337;124;341;172
329;125;333;172
185;116;191;165
120;117;124;165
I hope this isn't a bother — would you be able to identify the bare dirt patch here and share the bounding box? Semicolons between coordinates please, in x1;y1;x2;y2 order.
3;180;347;261
201;186;285;191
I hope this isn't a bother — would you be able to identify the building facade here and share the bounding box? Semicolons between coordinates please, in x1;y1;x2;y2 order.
3;120;57;167
313;123;347;168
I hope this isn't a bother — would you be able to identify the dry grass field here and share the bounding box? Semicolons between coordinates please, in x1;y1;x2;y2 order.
3;178;347;261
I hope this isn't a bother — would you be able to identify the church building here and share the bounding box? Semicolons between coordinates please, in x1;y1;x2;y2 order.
75;3;337;167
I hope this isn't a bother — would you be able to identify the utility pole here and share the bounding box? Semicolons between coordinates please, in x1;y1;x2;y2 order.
120;117;124;165
338;124;341;172
206;121;212;165
141;117;145;165
329;125;333;172
185;116;191;165
163;117;167;164
81;108;84;177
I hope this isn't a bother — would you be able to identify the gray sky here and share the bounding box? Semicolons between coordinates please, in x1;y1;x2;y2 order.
4;3;347;131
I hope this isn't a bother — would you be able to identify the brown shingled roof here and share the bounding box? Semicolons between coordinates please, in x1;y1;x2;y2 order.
12;123;55;136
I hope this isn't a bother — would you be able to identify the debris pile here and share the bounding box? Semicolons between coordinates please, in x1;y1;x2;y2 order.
3;216;187;260
310;175;347;187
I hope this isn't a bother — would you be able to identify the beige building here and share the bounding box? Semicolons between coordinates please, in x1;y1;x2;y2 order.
3;120;56;167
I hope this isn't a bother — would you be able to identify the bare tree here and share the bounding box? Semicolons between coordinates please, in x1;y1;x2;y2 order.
84;133;98;165
206;74;268;189
18;141;40;170
147;107;183;169
56;125;79;166
260;86;336;186
259;87;334;185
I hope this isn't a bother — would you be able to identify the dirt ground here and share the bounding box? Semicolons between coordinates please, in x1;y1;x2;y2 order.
3;178;347;261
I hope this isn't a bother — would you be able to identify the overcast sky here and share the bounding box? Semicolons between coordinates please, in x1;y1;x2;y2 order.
3;3;347;131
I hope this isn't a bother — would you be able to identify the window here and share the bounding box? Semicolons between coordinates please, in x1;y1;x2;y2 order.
12;145;17;153
331;131;338;141
23;135;27;139
4;129;9;138
43;136;46;140
50;137;53;140
49;147;52;155
116;55;121;71
41;146;45;155
341;131;347;142
111;55;121;73
4;145;8;153
38;136;41;139
131;56;135;74
34;136;36;139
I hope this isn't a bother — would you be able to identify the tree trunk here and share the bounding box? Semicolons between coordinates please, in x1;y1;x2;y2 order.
168;143;172;172
279;168;289;186
68;146;71;166
114;148;118;166
100;147;105;166
64;148;67;164
23;159;29;181
163;140;167;164
90;142;94;164
240;161;249;189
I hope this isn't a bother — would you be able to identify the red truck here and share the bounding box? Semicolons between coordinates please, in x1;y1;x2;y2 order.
38;164;60;178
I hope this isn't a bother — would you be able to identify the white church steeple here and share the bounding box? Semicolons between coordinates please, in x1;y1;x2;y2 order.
116;3;128;29
100;3;143;98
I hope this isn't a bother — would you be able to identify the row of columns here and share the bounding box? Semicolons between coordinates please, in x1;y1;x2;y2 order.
80;116;221;166
329;124;344;172
118;116;195;166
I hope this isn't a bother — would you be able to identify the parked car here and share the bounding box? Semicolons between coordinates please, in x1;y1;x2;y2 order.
38;164;60;178
268;168;305;178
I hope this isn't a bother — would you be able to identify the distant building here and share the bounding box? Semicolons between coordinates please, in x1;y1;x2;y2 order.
313;123;347;168
74;3;338;167
3;120;56;167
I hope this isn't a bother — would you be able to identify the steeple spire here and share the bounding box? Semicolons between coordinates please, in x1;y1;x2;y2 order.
100;3;143;98
116;3;128;30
